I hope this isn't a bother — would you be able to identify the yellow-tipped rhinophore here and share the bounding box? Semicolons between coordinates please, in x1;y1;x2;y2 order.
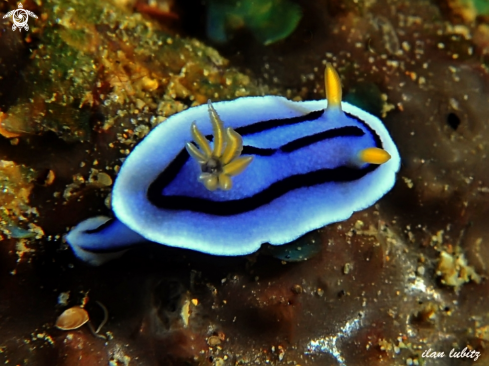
185;100;253;191
324;63;342;110
358;147;391;165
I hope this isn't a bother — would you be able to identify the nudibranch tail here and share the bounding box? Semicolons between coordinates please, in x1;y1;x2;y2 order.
65;216;147;266
324;62;342;111
186;100;254;191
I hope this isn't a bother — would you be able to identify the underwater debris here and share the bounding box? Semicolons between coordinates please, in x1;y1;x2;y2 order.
0;112;21;139
206;335;221;346
436;250;481;291
55;306;90;330
475;324;489;341
206;0;302;45
55;301;108;339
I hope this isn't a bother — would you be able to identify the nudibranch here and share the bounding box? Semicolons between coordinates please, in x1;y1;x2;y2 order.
66;64;400;265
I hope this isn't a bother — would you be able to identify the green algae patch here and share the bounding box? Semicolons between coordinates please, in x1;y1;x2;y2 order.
344;82;384;118
207;0;302;45
446;0;489;22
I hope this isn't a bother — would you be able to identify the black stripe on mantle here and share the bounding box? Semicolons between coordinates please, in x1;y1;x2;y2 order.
148;164;378;216
232;126;364;156
146;109;384;216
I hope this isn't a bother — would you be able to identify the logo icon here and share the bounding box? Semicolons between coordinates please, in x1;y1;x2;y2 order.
3;3;38;32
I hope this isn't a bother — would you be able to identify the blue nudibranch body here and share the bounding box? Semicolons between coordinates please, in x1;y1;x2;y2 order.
66;64;400;265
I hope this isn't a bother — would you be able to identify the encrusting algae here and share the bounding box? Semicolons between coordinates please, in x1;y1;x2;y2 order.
0;0;270;142
0;160;41;240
